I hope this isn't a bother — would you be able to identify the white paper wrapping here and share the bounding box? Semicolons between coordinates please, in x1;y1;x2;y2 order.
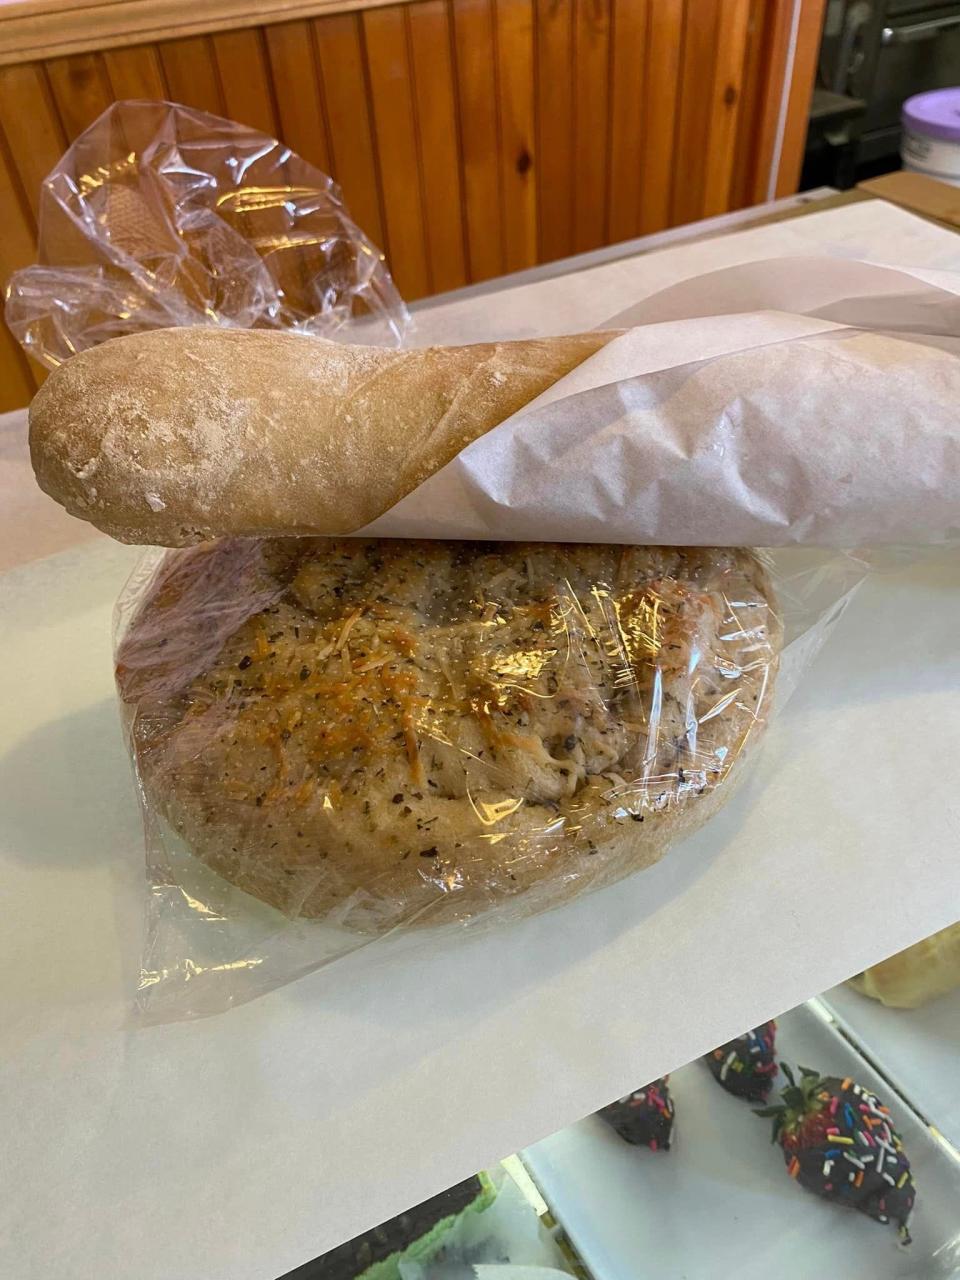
365;258;960;547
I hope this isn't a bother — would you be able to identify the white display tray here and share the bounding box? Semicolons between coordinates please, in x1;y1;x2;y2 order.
523;1003;960;1280
821;984;960;1150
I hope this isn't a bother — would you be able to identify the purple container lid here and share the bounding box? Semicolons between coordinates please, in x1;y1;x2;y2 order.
903;88;960;143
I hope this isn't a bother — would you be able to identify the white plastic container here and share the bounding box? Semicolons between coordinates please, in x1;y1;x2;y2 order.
902;88;960;186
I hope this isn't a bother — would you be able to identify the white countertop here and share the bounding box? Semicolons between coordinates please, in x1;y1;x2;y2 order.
2;195;959;1280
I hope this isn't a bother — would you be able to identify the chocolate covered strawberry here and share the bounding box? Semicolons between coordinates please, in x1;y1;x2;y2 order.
705;1021;778;1101
598;1077;675;1151
757;1065;916;1241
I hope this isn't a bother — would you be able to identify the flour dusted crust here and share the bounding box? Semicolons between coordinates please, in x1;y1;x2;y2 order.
29;326;616;546
118;538;781;932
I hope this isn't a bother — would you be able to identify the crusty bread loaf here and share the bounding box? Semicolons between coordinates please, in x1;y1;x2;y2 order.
117;537;781;932
29;326;617;547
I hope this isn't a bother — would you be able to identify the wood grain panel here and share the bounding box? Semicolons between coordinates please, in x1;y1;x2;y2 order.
0;129;41;406
0;319;36;407
102;43;167;100
774;0;827;197
639;0;682;234
0;63;66;220
572;0;611;254
265;21;331;172
728;0;767;210
0;0;409;68
313;12;385;248
451;0;503;281
212;28;277;135
747;0;794;204
158;36;224;115
362;5;430;296
701;0;751;217
606;0;646;245
670;0;720;226
407;0;467;294
535;0;573;263
493;0;536;273
45;53;113;140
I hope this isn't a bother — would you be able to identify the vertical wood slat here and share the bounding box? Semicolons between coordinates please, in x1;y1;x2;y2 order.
728;0;768;211
452;0;504;282
45;53;113;141
701;0;751;217
362;5;430;298
670;0;721;227
639;0;683;234
265;21;331;174
747;0;795;204
606;0;646;245
0;64;65;221
535;0;574;263
407;0;468;294
572;0;611;254
0;128;41;407
212;29;277;135
774;0;827;197
102;43;167;100
314;13;386;250
158;36;224;116
494;0;537;274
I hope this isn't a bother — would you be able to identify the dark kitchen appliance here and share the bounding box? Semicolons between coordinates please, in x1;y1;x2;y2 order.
806;0;960;185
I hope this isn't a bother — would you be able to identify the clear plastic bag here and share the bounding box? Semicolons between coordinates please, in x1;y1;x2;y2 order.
4;100;408;363
116;536;866;1020
7;101;871;1023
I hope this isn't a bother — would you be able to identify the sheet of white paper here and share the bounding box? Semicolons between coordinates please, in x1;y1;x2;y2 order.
366;257;960;546
3;198;960;1280
2;540;958;1280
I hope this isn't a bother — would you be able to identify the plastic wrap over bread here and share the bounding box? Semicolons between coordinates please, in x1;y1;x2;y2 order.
5;100;408;365
117;537;870;1021
118;537;781;936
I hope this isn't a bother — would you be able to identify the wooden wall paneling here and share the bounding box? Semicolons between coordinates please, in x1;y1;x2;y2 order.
265;21;332;173
774;0;827;196
45;53;113;140
407;0;468;294
701;0;751;217
212;28;278;135
0;318;35;407
727;0;768;211
493;0;536;274
572;0;611;254
0;63;66;220
669;0;720;226
313;13;386;249
102;43;167;100
362;4;430;297
0;130;41;407
451;0;503;281
158;36;225;115
745;0;795;204
605;0;645;245
638;0;682;235
535;0;573;263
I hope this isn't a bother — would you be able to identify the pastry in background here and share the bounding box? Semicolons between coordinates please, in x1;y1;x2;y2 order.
704;1021;778;1101
757;1065;916;1242
598;1078;675;1151
848;922;960;1008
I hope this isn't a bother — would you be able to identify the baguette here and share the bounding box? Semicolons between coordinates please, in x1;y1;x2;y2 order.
29;326;617;547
